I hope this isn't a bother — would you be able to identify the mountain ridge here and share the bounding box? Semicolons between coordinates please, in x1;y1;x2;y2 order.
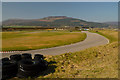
3;16;109;28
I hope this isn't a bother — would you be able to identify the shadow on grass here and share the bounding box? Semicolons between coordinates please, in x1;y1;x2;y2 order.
38;61;57;76
48;61;57;65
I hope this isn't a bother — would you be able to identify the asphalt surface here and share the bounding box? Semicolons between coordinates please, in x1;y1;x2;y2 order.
2;31;109;58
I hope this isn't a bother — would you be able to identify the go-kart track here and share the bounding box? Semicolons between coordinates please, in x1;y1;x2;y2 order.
2;31;109;58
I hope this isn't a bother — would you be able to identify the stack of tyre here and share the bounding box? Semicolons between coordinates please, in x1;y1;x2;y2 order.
1;53;48;79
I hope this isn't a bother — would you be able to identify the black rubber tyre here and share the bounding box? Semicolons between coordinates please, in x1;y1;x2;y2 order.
2;61;18;72
10;54;22;62
2;61;18;80
18;59;39;71
17;59;40;78
34;54;48;70
35;59;48;71
34;54;44;61
41;60;48;70
21;53;32;60
17;69;39;78
2;57;9;62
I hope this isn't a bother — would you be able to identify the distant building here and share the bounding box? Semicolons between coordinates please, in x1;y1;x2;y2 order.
81;27;94;31
54;28;64;30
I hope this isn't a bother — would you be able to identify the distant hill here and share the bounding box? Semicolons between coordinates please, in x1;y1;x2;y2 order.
104;22;118;26
3;16;109;28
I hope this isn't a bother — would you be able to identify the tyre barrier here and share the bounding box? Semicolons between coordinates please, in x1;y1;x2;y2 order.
2;61;18;80
1;53;48;79
17;59;41;78
2;57;9;62
34;54;44;60
21;53;32;60
10;54;22;62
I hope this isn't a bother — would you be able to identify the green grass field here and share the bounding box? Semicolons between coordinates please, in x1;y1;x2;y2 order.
2;30;86;51
39;30;118;78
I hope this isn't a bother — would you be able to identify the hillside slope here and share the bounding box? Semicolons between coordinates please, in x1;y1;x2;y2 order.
3;16;109;28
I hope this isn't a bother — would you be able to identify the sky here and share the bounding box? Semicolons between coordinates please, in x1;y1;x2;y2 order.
2;0;120;2
2;2;118;22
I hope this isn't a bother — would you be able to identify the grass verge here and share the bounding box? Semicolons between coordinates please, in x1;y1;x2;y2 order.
90;30;118;43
